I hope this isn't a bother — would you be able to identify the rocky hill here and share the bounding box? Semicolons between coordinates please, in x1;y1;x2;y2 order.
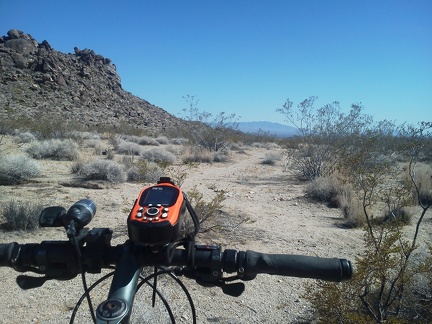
0;29;185;134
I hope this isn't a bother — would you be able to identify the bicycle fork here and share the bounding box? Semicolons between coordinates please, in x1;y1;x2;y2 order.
95;245;141;324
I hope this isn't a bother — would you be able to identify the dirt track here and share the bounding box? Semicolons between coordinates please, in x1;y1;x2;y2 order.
0;145;363;323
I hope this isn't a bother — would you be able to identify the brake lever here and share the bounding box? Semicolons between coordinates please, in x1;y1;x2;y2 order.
16;275;50;290
176;268;246;297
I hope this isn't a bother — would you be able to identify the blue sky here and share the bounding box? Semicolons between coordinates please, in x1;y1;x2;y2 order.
1;0;431;126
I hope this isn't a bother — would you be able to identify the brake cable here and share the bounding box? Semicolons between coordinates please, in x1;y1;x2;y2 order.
67;221;97;323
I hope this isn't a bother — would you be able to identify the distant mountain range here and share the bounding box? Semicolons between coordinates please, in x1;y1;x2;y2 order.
237;121;299;138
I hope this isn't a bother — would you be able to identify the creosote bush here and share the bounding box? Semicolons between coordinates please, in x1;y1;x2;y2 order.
186;186;226;225
2;200;43;231
0;155;40;185
303;122;432;323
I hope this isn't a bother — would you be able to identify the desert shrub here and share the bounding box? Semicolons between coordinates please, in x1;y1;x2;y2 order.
164;163;197;187
213;150;229;163
264;142;281;150
250;142;264;148
181;147;229;164
25;139;78;160
155;136;169;145
381;207;412;225
73;159;126;183
186;186;226;224
71;159;84;174
105;149;115;160
67;131;102;141
181;95;240;152
127;160;163;183
305;123;432;323
306;222;431;323
261;152;281;165
141;147;176;164
2;200;43;231
83;139;106;155
0;155;40;185
114;139;144;156
121;135;160;146
136;136;160;146
182;148;214;163
228;142;245;152
15;131;36;143
169;137;188;145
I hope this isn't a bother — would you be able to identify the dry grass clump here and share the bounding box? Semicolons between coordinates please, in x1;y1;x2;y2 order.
0;155;41;185
72;159;127;183
305;176;345;207
1;200;43;231
305;176;367;228
261;152;281;165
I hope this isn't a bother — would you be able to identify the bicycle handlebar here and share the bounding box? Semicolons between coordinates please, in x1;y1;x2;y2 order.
0;240;352;283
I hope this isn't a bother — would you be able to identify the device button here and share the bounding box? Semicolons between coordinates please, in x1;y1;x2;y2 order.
161;213;168;219
146;207;159;216
136;212;143;218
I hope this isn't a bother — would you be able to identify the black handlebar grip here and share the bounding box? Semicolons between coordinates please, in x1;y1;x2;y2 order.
244;251;353;282
0;243;19;267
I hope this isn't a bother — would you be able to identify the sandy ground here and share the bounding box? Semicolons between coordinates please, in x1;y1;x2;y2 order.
1;143;367;323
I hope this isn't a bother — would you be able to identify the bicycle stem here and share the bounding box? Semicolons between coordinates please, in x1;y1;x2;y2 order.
96;243;141;324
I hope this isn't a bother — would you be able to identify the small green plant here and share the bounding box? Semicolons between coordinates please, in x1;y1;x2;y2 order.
0;155;40;185
186;186;226;224
164;162;197;187
2;200;43;231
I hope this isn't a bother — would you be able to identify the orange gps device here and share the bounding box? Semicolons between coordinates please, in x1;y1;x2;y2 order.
127;177;186;246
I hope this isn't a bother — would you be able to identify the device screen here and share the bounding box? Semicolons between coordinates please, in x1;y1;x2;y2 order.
139;186;179;207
